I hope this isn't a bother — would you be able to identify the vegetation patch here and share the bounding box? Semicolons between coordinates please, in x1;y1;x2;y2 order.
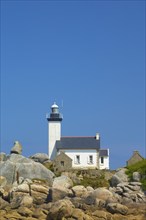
78;174;109;189
126;159;146;191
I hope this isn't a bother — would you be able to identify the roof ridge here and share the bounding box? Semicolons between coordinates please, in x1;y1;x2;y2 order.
61;136;95;138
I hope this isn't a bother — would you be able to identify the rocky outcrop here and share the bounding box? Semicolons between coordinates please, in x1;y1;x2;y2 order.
0;160;16;185
0;176;7;188
11;181;50;205
81;187;116;207
31;183;50;204
93;187;113;201
106;202;128;215
0;152;7;161
30;153;50;164
92;210;112;220
0;149;145;220
133;172;141;182
110;181;146;204
53;175;73;189
110;168;129;187
46;199;74;220
71;208;93;220
0;154;55;186
49;175;74;202
72;185;87;197
0;180;145;220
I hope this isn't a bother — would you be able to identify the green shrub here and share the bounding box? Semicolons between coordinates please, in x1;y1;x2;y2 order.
126;159;146;190
79;175;109;189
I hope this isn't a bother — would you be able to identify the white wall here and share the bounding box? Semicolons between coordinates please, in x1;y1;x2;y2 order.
59;149;98;169
99;149;109;169
48;121;61;160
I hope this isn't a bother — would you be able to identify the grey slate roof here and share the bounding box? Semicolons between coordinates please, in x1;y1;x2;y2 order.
99;149;108;157
56;137;100;150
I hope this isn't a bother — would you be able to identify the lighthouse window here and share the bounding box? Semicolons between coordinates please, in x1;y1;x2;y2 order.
76;155;80;164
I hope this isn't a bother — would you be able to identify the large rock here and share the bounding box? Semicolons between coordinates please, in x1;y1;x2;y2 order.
10;194;24;209
0;187;10;202
92;210;112;219
9;154;33;163
93;188;113;201
31;183;50;204
70;197;86;209
31;207;48;219
47;199;74;220
31;183;49;194
132;172;141;182
21;175;74;204
49;188;66;202
82;187;115;206
84;194;95;205
0;160;16;185
0;153;7;161
10;141;22;154
11;182;50;205
86;186;94;192
71;208;93;220
110;168;129;187
0;197;10;209
20;195;33;208
2;210;22;220
0;154;55;186
0;176;7;187
106;202;128;215
17;206;33;217
30;153;50;163
53;175;73;189
13;183;30;193
49;187;73;202
72;185;87;197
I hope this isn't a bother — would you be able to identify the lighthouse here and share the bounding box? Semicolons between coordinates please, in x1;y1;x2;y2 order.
46;102;63;160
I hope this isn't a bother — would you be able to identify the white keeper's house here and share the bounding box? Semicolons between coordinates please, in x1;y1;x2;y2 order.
46;103;109;170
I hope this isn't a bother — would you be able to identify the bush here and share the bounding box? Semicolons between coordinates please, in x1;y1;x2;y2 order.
79;174;109;189
126;159;146;190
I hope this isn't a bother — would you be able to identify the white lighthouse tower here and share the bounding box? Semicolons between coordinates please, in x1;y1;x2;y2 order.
46;102;63;160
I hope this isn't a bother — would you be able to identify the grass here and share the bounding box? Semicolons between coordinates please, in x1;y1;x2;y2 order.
126;159;146;191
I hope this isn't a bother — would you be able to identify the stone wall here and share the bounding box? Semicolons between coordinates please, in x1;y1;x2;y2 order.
53;152;72;172
127;151;144;166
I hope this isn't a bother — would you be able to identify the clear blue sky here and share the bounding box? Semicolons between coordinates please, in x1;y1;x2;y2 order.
1;0;145;169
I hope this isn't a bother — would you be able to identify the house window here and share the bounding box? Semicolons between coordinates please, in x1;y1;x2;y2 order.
75;155;80;164
89;155;93;164
101;157;104;164
60;161;64;167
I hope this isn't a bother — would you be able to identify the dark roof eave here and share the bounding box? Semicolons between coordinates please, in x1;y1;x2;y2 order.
56;147;100;150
